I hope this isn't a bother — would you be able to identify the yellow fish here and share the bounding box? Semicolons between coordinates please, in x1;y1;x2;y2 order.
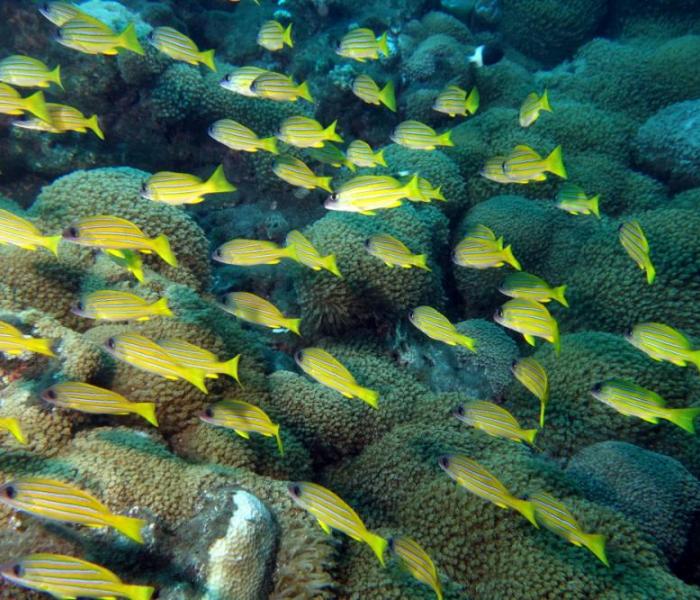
14;103;104;139
158;338;240;383
0;55;62;89
200;400;283;455
0;84;51;123
106;248;145;283
530;492;608;566
0;553;154;600
212;238;297;266
306;143;354;170
388;536;443;600
453;227;521;270
438;454;538;526
0;208;60;255
519;90;552;127
351;74;396;111
208;119;278;154
324;174;420;215
454;400;537;445
556;183;600;218
285;230;341;277
288;482;388;564
433;85;479;118
626;322;700;370
407;176;446;202
219;65;269;97
365;233;430;270
277;116;343;148
591;379;700;433
273;155;333;192
56;18;144;56
494;299;560;354
0;320;54;357
336;28;389;62
499;272;568;307
249;71;313;102
503;145;567;183
346;140;386;168
257;20;293;51
62;214;177;266
511;357;549;427
618;220;655;284
39;2;102;27
409;306;475;350
72;290;173;321
295;347;379;408
141;164;236;204
41;382;158;426
0;417;26;445
220;291;301;335
104;332;208;393
148;26;215;70
391;120;453;151
0;478;147;543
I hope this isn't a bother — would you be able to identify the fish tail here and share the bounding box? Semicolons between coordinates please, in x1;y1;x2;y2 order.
580;532;609;566
665;406;700;434
182;367;208;394
465;86;480;115
132;402;159;427
324;119;343;143
403;174;421;200
375;148;387;167
432;186;447;201
24;90;51;124
273;423;284;456
689;350;700;373
511;498;538;527
25;337;55;357
284;243;299;262
118;23;145;55
323;253;342;278
285;318;302;336
377;31;390;57
365;531;388;565
222;354;241;382
379;80;396;112
523;428;538;445
86;114;105;140
539;400;547;428
259;136;279;154
128;254;145;282
545;145;567;179
355;385;379;409
0;417;26;444
437;129;454;147
415;254;431;271
123;584;155;600
645;260;656;285
283;23;293;48
199;48;217;71
552;322;561;356
109;514;147;544
317;176;333;193
50;64;63;89
297;80;314;102
503;244;521;270
151;297;174;318
42;234;61;256
456;334;476;352
206;164;236;194
344;159;357;172
553;284;569;307
152;234;177;267
540;88;552;112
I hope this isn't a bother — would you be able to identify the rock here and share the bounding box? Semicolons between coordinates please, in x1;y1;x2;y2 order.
566;441;700;564
633;100;700;191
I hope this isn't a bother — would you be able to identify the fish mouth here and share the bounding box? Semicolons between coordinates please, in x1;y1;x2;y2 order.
0;560;23;579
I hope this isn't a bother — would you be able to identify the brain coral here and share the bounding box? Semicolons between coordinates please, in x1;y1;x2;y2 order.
293;205;447;335
29;167;211;290
499;0;608;65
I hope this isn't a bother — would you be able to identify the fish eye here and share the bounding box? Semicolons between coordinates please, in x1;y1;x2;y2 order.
3;485;16;500
45;388;57;400
438;456;450;469
204;407;213;418
454;405;464;417
106;337;116;349
363;238;371;248
11;563;23;577
294;350;304;362
222;74;232;83
63;226;78;239
387;537;395;551
213;248;222;258
289;483;301;497
591;382;602;393
511;359;519;369
75;301;84;311
408;310;414;320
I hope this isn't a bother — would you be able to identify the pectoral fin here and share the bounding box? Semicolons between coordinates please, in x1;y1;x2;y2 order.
524;334;537;346
234;429;250;439
318;519;332;534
